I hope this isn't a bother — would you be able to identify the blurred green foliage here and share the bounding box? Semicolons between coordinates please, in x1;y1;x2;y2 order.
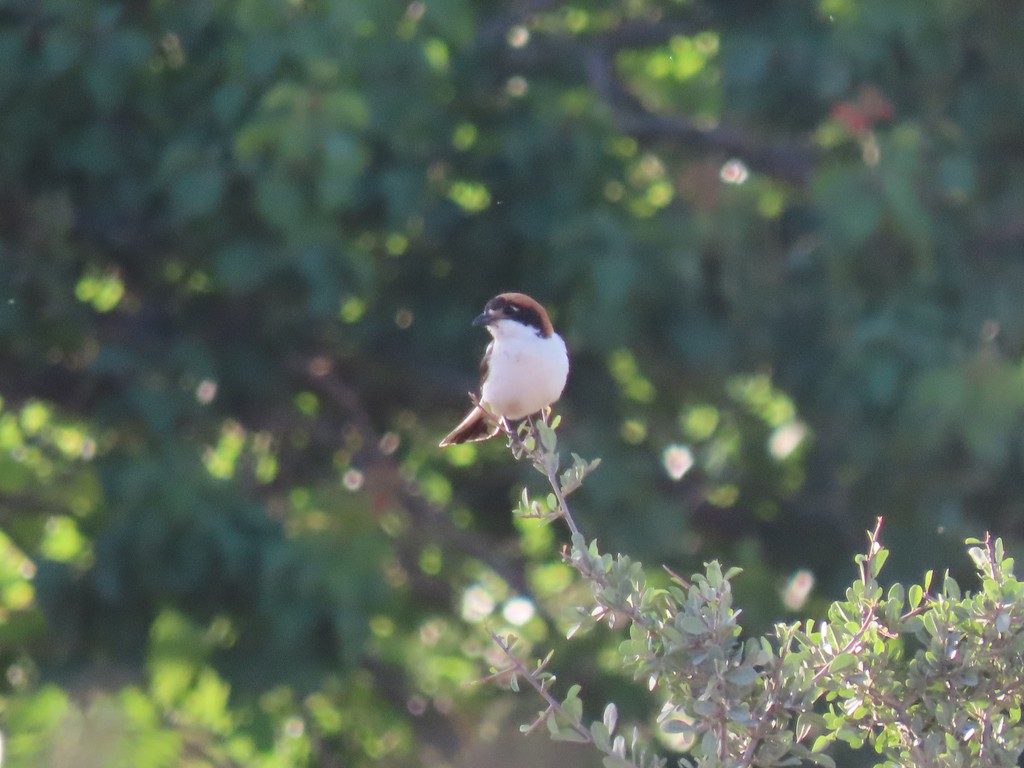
2;0;1024;765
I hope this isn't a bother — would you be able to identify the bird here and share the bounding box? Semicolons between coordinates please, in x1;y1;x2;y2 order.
439;293;569;447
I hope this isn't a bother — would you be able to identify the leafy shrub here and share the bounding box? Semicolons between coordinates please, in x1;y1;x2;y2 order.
492;418;1024;768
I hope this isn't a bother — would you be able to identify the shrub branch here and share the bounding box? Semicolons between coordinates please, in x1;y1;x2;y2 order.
484;415;1024;768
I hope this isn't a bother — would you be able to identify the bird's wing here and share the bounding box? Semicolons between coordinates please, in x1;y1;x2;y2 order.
479;340;493;384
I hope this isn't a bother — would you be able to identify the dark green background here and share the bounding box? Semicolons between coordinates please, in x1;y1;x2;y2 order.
2;0;1023;765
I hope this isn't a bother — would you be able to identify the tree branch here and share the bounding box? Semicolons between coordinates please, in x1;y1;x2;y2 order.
477;5;817;185
489;631;593;744
583;46;816;185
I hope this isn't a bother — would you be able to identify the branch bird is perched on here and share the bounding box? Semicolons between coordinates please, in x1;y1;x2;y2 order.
439;293;569;447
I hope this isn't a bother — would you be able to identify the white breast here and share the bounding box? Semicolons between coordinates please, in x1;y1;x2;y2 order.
480;320;569;420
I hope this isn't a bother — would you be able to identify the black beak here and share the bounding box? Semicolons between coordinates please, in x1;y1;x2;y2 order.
472;311;495;327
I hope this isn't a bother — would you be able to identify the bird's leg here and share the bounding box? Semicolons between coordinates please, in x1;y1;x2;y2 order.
508;420;537;461
502;417;524;455
506;416;541;460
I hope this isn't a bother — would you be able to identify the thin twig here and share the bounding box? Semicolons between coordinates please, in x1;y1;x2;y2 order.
498;413;582;539
489;631;593;743
545;457;581;539
811;518;886;686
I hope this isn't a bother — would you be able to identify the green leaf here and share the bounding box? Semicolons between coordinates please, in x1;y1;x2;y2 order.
944;573;961;600
546;710;560;737
968;546;987;571
902;615;924;633
796;713;814;742
562;684;583;722
679;615;707;635
662;717;696;734
886;582;904;606
699;727;720;757
570;532;586;553
996;611;1011;634
908;584;923;610
812;735;834;753
725;666;757;686
804;751;836;768
590;721;610;751
602;702;618;735
537;421;557;453
550;726;589;743
870;547;889;578
829;652;857;673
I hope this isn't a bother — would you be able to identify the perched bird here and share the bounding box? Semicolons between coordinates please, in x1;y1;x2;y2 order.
439;293;569;447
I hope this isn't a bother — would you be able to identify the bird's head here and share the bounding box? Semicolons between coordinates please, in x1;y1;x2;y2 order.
472;293;554;338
